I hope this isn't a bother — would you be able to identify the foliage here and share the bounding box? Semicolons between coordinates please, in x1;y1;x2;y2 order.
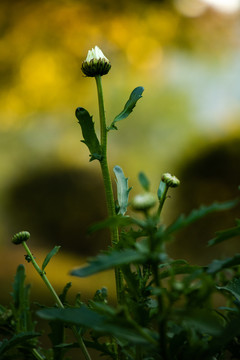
0;265;41;359
108;86;144;131
2;48;240;360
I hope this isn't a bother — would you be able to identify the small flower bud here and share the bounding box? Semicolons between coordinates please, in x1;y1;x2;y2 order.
161;173;180;188
12;231;30;245
81;46;111;77
132;193;157;211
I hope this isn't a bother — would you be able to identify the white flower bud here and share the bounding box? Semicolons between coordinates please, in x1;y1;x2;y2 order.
81;46;111;77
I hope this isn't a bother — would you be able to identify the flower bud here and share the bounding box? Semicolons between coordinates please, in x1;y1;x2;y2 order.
161;173;180;188
12;231;30;245
81;46;111;77
132;193;157;211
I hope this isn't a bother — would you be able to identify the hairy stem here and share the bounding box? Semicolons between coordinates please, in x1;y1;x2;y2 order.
22;242;92;360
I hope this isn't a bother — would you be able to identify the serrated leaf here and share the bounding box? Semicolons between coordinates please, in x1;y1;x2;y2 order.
70;249;147;277
114;166;132;215
11;265;36;334
108;86;144;130
138;172;150;191
217;278;240;302
207;254;240;274
0;332;40;355
75;107;102;161
165;199;238;237
208;219;240;246
42;246;61;271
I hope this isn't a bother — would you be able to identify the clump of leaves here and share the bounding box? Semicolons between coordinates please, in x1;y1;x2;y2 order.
38;172;240;360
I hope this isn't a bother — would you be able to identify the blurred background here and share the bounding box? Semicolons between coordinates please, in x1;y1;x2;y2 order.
1;0;240;314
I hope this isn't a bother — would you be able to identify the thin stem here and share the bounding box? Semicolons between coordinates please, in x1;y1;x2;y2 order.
95;75;107;152
32;348;46;360
95;75;115;218
95;75;124;304
23;242;64;308
22;242;92;360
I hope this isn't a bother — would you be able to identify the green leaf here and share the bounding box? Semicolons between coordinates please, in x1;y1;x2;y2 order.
208;219;240;246
59;282;72;304
0;332;40;356
89;215;134;233
217;278;240;302
42;246;61;271
207;254;240;274
157;180;167;200
12;264;25;308
70;249;147;277
138;172;150;191
75;107;102;161
165;199;238;237
114;166;132;215
108;86;144;130
37;306;155;345
10;265;36;334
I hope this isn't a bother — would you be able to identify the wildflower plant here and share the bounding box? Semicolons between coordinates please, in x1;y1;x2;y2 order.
2;45;240;360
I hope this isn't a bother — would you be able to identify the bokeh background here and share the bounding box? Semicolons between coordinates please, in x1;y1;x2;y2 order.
1;0;240;318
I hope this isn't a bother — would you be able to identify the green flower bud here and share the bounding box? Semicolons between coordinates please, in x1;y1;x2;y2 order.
161;173;180;188
81;46;111;77
12;231;30;245
132;193;157;211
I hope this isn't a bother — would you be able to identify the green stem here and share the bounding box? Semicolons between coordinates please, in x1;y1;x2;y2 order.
23;242;64;308
22;242;92;360
95;75;124;304
32;348;45;360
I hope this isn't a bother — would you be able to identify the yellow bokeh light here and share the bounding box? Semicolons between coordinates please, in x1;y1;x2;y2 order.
20;51;59;91
126;35;163;70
